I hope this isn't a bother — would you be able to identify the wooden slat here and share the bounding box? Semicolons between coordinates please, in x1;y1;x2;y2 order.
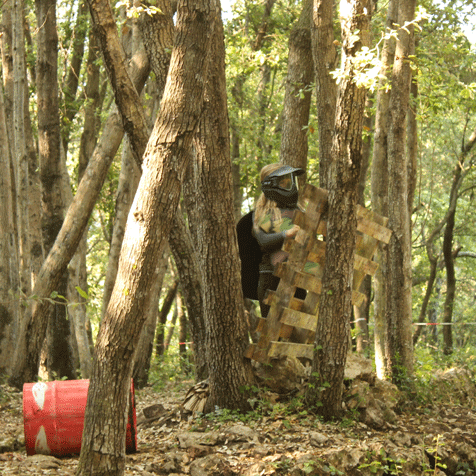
268;342;314;360
356;205;392;244
353;253;379;277
280;307;318;332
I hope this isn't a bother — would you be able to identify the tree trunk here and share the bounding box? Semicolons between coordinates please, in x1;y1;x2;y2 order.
77;0;216;472
36;0;76;380
178;291;188;357
307;0;370;420
370;0;397;379
156;279;179;356
13;0;30;298
101;139;141;317
132;251;167;388
168;207;208;380
441;127;476;354
0;70;19;375
1;0;14;160
311;0;338;188
279;0;313;174
413;247;438;346
61;0;89;156
385;0;417;382
354;95;373;353
164;304;178;352
188;9;254;412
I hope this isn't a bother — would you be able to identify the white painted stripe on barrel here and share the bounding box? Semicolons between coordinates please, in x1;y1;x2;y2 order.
34;426;51;454
32;382;48;411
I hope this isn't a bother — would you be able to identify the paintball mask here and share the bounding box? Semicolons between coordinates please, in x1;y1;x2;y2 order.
261;165;305;207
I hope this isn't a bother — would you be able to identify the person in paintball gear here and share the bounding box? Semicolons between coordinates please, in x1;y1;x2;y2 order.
252;163;305;317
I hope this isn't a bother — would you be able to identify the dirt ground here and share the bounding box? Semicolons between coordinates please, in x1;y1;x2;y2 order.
1;367;475;476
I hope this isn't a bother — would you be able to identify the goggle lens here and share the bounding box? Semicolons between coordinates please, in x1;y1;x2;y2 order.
278;173;294;191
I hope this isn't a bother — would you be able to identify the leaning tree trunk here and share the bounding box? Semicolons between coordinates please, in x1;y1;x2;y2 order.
385;0;417;382
77;0;217;473
306;0;371;420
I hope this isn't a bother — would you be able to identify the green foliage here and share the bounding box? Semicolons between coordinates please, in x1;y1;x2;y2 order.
148;351;196;394
224;0;319;211
358;449;406;475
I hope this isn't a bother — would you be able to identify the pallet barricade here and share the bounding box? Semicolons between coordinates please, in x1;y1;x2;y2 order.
245;183;392;364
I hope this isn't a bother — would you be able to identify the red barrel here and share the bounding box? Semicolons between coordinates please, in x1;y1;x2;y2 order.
23;379;137;456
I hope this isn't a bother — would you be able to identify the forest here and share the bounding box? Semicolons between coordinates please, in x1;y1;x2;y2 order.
1;0;476;474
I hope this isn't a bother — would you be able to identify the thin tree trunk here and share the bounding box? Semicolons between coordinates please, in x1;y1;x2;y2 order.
279;0;313;174
85;0;150;168
66;27;103;380
178;291;188;357
0;71;19;374
36;0;76;380
354;95;373;353
168;207;208;380
101;140;141;316
164;304;178;352
370;0;397;379
13;0;30;299
385;0;417;381
156;279;179;356
441;127;476;354
413;248;438;346
133;251;167;388
61;0;89;156
311;0;338;188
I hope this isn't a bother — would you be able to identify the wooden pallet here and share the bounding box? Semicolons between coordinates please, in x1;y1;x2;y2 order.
245;183;392;364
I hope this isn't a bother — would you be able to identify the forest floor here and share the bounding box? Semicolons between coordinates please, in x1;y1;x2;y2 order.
1;363;476;476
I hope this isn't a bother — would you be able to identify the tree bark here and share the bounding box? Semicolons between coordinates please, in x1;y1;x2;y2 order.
385;0;417;381
279;0;313;175
311;0;338;188
77;0;217;472
307;0;370;420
